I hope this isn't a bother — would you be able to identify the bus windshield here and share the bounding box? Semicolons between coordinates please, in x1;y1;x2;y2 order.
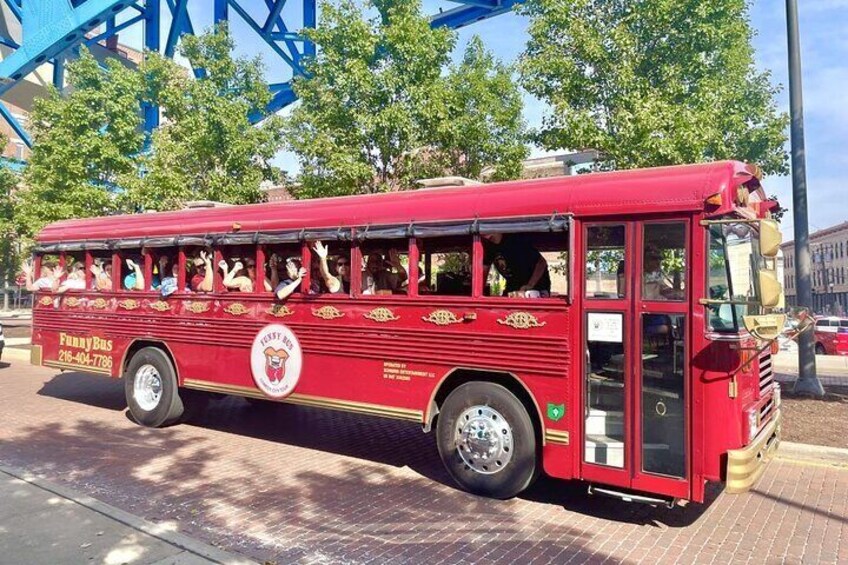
707;223;763;332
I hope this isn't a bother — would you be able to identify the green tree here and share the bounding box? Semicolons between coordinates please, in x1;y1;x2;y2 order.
18;49;145;237
519;0;789;174
122;23;284;210
285;0;527;197
0;157;21;289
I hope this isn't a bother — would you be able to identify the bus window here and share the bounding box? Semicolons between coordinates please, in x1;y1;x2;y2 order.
185;247;213;293
267;244;305;300
420;237;472;296
218;246;265;293
151;249;178;295
308;240;350;295
120;251;145;291
90;252;113;291
586;225;625;299
57;253;86;293
360;240;408;296
642;223;686;301
482;232;567;298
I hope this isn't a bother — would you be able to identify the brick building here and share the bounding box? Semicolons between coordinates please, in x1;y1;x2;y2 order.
782;221;848;315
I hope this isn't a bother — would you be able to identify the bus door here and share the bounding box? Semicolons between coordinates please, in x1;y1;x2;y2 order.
580;221;690;500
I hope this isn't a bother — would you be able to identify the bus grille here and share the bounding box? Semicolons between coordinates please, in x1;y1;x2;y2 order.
759;352;774;396
760;398;774;428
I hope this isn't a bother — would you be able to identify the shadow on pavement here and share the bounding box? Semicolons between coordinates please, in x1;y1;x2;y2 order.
21;370;718;563
0;362;10;370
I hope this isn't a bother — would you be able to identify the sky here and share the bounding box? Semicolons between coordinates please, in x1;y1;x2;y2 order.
113;0;848;240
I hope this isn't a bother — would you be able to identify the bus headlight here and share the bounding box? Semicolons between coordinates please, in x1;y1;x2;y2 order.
747;409;759;443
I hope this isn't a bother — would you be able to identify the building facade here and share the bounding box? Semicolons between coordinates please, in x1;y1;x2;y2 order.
782;221;848;315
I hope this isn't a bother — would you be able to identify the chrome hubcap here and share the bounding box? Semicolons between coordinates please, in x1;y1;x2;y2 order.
134;364;163;411
455;405;513;474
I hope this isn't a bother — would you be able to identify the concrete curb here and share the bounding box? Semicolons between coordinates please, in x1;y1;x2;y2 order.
0;465;256;565
1;347;31;363
777;441;848;467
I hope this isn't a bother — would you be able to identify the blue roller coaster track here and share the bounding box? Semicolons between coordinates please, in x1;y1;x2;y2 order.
0;0;525;148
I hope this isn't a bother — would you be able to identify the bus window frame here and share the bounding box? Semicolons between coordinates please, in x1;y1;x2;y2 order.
641;220;689;304
584;222;627;301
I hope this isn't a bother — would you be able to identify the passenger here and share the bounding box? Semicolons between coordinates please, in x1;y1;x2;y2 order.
312;241;346;293
123;258;145;291
272;258;307;300
190;251;213;293
56;262;86;293
482;233;551;297
90;260;113;291
643;247;683;300
156;256;179;297
219;257;273;292
362;248;407;295
22;260;56;291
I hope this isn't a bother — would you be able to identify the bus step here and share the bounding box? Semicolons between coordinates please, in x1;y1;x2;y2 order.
588;485;676;508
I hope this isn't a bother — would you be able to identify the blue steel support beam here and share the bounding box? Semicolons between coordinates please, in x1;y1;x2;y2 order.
85;13;146;47
431;0;523;29
303;0;316;58
144;0;161;131
0;0;128;93
52;54;64;90
259;0;302;65
228;0;303;74
214;0;228;23
164;0;191;57
262;0;286;34
0;101;31;147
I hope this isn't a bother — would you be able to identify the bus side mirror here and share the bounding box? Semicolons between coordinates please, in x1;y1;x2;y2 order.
758;269;783;308
759;219;782;258
743;314;787;341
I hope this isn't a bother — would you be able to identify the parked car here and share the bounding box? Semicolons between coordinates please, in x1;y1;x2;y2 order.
813;316;848;355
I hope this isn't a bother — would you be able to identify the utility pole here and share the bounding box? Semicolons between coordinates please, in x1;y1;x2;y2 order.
786;0;824;396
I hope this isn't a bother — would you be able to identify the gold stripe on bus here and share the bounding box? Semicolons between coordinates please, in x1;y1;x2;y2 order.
545;429;570;445
44;360;111;375
30;345;43;366
182;378;424;422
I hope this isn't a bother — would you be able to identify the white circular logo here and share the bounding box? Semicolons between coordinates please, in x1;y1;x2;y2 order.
250;324;303;399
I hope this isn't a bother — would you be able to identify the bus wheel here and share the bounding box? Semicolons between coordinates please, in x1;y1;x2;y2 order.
124;347;184;428
815;343;826;355
437;382;538;499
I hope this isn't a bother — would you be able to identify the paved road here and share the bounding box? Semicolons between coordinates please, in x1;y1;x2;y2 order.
1;359;847;564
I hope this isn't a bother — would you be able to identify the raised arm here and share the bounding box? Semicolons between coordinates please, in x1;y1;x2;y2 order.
276;265;306;301
388;248;408;284
198;251;214;292
313;241;341;293
127;259;145;290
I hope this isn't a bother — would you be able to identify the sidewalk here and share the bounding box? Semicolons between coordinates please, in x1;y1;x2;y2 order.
0;466;254;565
0;309;31;320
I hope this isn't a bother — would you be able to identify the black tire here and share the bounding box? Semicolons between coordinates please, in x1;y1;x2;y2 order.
124;347;184;427
436;382;538;499
815;343;827;355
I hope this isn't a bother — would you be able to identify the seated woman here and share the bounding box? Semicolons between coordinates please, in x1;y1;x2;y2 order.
22;260;57;292
122;258;145;291
154;256;179;296
219;257;272;292
362;248;407;295
89;260;112;291
190;251;213;293
270;257;307;300
56;262;86;293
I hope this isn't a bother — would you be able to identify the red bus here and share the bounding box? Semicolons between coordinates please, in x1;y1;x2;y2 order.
29;160;785;504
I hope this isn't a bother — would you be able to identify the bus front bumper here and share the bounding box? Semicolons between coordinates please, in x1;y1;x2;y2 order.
726;408;782;494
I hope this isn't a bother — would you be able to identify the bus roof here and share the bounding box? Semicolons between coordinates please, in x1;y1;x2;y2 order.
37;160;757;243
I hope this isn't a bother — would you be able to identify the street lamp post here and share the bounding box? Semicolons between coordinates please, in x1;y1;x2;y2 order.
785;0;824;396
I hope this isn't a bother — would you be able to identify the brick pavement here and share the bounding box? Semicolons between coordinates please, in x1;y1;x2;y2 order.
1;360;847;564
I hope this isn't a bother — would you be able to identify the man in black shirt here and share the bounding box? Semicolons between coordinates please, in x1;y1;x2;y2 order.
483;233;551;296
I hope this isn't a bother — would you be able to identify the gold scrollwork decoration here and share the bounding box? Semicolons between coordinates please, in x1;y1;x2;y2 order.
267;304;294;318
364;307;400;323
312;305;345;320
185;301;210;314
224;303;250;316
497;311;546;330
118;299;140;311
422;310;462;326
38;296;53;307
149;300;172;312
92;298;109;310
63;297;81;308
